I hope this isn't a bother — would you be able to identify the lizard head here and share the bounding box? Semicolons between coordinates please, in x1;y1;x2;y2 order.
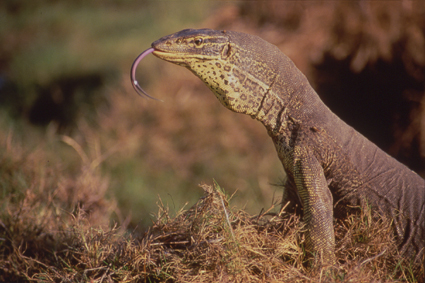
152;29;280;117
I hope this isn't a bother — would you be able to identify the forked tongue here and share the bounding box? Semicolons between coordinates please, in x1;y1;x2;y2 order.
130;48;162;101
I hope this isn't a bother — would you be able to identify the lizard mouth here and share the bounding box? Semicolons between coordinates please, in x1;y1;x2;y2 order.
152;49;176;58
130;45;214;100
130;47;190;100
152;50;186;63
152;49;207;64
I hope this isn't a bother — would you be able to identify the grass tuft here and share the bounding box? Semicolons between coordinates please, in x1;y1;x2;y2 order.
1;138;423;282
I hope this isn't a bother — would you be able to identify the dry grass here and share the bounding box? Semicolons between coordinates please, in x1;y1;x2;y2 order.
0;128;423;282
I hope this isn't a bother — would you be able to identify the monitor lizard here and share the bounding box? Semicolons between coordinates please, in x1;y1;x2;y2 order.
131;29;425;266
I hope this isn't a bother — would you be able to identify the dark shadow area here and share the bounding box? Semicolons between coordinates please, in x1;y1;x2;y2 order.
313;54;424;173
28;74;105;129
0;73;110;131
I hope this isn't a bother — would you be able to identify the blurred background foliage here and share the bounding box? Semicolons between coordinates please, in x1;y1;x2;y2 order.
1;0;424;233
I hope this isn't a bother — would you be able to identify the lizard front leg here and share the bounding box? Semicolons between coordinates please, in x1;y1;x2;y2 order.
293;147;336;266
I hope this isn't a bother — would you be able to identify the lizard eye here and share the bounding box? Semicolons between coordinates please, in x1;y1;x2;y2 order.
194;38;203;46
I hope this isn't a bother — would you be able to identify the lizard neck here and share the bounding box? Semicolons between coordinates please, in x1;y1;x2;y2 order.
252;67;323;137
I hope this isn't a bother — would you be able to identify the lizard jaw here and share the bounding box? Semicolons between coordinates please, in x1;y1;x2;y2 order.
153;50;216;66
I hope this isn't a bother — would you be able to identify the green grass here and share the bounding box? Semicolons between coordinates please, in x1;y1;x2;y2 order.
4;1;217;86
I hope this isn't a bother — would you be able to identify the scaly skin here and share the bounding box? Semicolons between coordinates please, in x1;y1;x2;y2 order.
149;28;425;266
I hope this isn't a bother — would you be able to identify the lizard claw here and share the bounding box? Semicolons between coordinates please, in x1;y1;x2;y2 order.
130;48;162;101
